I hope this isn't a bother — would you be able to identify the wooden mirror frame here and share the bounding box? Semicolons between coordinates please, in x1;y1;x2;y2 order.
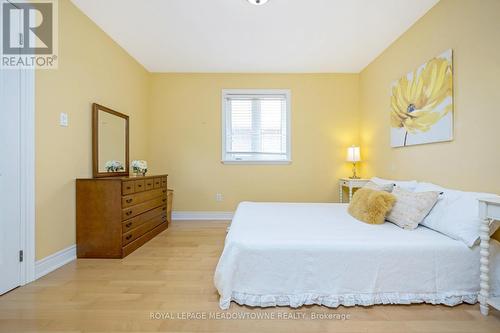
92;103;129;178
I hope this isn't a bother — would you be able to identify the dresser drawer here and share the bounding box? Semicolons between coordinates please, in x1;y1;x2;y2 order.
122;214;166;246
122;181;135;195
122;222;168;257
122;206;166;233
154;177;162;188
161;177;167;187
145;179;154;191
122;196;167;220
134;180;145;192
122;188;167;208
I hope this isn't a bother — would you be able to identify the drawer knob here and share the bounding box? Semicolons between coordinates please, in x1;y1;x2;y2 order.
147;183;152;186
162;189;167;193
126;186;131;190
126;199;133;204
126;211;132;216
125;222;132;228
126;234;132;240
162;207;166;211
138;184;142;188
162;198;166;202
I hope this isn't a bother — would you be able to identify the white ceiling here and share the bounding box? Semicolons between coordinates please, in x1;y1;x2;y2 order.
71;0;439;73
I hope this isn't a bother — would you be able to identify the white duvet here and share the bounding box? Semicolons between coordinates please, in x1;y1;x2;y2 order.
214;202;500;309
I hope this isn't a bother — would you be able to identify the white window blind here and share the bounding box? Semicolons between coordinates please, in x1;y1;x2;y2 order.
222;90;291;163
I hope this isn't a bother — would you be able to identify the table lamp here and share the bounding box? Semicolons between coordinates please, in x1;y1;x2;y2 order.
346;146;361;179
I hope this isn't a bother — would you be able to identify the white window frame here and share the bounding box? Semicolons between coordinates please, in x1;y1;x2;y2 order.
221;89;291;164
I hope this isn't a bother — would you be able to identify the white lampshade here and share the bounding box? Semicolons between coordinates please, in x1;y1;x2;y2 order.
346;146;361;162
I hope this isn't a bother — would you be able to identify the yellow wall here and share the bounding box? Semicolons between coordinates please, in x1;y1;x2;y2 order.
35;0;151;260
359;0;500;194
34;0;500;259
148;74;359;211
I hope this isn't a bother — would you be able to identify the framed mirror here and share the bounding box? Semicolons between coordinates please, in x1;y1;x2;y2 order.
92;103;129;178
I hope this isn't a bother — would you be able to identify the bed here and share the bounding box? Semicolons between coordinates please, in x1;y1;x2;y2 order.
214;202;500;310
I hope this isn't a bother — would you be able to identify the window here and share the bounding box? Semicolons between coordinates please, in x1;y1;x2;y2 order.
222;89;291;164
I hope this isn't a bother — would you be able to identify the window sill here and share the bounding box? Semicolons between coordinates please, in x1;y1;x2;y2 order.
221;160;292;165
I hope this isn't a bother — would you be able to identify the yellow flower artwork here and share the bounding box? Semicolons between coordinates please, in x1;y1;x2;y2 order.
390;49;453;147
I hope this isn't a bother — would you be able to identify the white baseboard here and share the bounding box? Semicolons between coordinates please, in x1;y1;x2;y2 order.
35;244;76;280
172;211;233;221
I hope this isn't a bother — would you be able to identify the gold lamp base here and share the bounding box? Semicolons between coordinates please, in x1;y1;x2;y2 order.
349;162;359;179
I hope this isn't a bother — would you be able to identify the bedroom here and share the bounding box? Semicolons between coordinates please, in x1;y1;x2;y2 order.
0;0;499;332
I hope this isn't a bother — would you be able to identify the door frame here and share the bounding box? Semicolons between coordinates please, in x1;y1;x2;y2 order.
19;67;36;285
1;0;35;287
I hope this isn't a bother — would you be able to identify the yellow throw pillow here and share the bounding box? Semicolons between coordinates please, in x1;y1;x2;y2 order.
348;188;396;225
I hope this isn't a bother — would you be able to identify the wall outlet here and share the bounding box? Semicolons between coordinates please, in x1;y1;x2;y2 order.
215;193;224;202
59;112;68;127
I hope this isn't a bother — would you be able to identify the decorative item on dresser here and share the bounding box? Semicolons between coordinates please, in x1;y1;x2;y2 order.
338;178;369;203
76;175;169;258
131;160;148;176
478;197;500;315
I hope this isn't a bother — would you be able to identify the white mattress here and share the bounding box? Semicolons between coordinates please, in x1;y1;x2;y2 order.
214;202;500;309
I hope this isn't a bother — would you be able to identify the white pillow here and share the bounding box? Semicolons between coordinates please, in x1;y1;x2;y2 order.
415;182;500;247
371;177;418;191
363;181;394;192
386;187;440;230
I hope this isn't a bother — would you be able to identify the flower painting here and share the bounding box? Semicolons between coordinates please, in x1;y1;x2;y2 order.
390;49;453;147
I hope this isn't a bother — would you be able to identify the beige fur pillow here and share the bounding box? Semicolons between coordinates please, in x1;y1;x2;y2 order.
348;188;396;225
363;181;395;192
386;187;440;230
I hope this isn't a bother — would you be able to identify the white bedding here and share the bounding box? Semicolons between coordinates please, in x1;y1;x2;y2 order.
214;202;500;309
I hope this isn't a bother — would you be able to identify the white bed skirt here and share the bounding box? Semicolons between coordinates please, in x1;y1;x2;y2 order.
214;202;500;310
223;291;477;310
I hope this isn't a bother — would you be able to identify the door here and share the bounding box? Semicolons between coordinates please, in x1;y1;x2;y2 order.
0;64;22;294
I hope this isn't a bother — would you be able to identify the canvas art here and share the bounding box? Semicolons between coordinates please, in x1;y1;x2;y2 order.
390;49;453;147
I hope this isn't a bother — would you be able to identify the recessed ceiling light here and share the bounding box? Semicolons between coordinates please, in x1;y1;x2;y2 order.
247;0;269;5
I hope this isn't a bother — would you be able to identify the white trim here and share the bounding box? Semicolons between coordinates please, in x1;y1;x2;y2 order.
19;67;36;284
172;211;234;221
222;160;291;165
35;245;76;280
222;89;291;97
221;89;292;165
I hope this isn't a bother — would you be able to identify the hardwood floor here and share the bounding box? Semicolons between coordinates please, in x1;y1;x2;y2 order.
1;220;499;333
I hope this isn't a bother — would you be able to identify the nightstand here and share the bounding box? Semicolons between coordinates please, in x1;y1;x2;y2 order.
478;197;500;315
338;178;369;203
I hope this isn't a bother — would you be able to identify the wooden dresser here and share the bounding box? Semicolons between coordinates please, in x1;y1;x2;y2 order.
76;175;168;258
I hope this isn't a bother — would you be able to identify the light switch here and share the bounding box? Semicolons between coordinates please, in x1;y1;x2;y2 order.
59;112;68;127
